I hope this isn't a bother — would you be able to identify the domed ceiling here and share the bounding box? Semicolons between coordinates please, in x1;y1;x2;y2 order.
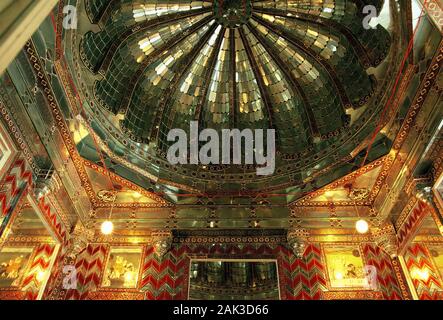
77;0;393;197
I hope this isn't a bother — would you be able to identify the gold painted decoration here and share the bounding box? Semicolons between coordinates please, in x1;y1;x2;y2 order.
429;246;443;282
102;247;142;289
323;246;371;290
0;247;32;288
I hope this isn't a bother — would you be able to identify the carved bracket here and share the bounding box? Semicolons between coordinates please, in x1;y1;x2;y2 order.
152;230;173;258
66;221;94;259
371;222;398;258
287;228;309;258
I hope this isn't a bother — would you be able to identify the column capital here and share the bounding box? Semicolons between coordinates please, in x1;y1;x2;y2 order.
287;228;309;258
371;221;399;258
66;221;94;259
151;230;173;258
32;168;61;200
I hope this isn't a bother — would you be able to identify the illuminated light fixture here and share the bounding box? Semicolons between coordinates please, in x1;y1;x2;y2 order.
355;219;369;234
101;221;114;235
354;202;369;234
36;271;46;282
411;267;430;281
101;190;117;235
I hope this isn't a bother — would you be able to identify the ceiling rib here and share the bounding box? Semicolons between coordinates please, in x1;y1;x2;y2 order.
98;8;212;74
194;26;226;126
150;23;220;142
246;23;320;141
229;28;238;128
119;15;214;116
253;7;373;68
237;27;275;131
252;14;354;112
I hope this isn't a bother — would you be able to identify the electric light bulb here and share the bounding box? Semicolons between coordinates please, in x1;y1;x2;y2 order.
101;221;114;235
356;219;369;234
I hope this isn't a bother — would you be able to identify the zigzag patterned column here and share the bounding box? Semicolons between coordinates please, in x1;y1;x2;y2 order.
65;244;108;300
280;244;326;300
37;197;68;242
362;244;404;299
22;244;56;300
141;245;188;300
43;238;71;300
0;157;33;242
304;244;327;299
404;243;443;300
397;200;430;254
39;197;71;300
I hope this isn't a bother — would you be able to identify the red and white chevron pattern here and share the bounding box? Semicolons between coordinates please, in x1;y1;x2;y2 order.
22;244;56;300
33;197;70;300
280;244;327;300
397;200;429;252
45;242;415;300
404;243;443;300
140;243;327;300
38;197;67;243
362;244;403;299
0;157;32;237
42;235;71;300
65;244;107;300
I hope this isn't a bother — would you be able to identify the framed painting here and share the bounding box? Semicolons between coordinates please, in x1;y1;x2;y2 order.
0;247;33;288
323;245;374;290
101;247;142;289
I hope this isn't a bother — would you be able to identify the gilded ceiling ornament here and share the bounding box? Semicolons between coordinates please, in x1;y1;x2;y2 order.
97;190;117;203
347;187;370;201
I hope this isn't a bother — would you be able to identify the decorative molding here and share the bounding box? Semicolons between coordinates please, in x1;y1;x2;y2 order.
293;158;385;207
397;200;430;253
372;41;443;208
323;290;383;300
87;291;144;300
421;0;443;33
391;257;414;300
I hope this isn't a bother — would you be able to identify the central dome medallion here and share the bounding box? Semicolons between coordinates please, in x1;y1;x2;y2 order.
214;0;252;28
